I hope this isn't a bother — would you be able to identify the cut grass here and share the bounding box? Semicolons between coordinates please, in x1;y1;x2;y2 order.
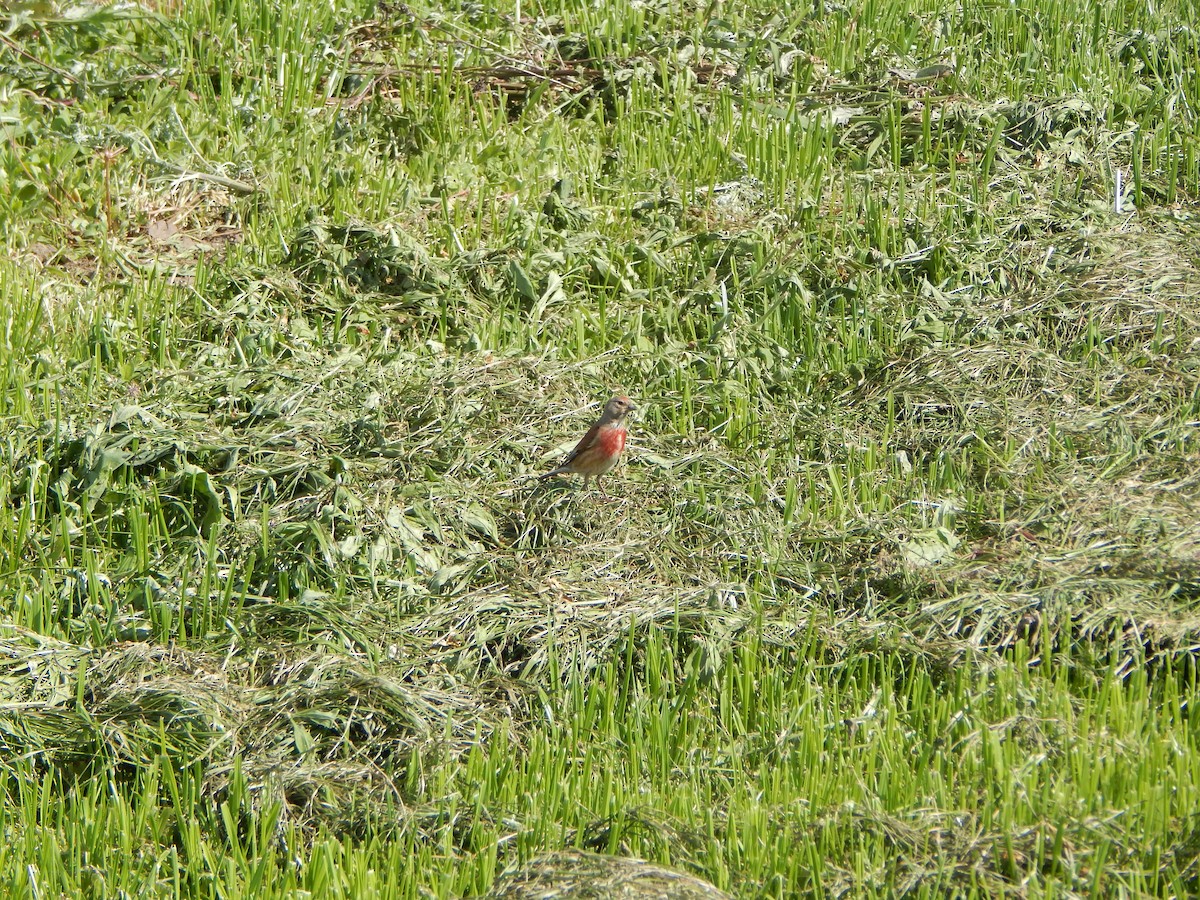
2;0;1200;896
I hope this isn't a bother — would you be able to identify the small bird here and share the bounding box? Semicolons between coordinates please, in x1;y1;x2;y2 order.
540;395;637;497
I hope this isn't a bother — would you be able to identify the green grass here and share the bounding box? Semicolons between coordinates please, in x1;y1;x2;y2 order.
2;0;1200;895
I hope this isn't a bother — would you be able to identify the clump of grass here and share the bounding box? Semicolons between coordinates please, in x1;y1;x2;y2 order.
484;849;731;899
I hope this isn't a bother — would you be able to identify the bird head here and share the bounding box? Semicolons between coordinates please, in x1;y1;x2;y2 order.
600;395;636;424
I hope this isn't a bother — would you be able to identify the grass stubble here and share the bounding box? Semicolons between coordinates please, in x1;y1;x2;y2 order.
1;0;1200;896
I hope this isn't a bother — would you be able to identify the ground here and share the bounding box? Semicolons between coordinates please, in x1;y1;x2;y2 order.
1;0;1200;896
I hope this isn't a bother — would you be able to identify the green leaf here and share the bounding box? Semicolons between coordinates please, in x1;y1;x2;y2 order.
462;504;499;543
509;259;538;302
291;718;315;755
901;526;960;567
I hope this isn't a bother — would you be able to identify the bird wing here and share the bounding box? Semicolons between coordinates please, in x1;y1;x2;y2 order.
558;420;602;466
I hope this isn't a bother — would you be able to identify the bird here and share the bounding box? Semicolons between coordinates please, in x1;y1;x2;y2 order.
540;395;637;497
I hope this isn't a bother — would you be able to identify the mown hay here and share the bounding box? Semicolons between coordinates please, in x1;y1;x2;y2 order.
485;850;731;900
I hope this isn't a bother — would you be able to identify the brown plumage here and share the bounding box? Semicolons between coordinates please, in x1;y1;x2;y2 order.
540;396;637;496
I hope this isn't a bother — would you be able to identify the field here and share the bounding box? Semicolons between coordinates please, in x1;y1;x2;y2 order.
3;0;1200;896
